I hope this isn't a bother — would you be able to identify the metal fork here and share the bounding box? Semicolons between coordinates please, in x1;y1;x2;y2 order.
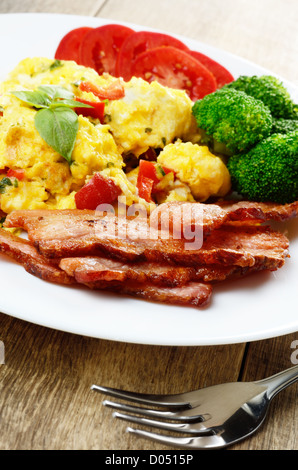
91;365;298;449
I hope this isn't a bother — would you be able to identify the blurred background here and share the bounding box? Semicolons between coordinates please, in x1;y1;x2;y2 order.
1;0;297;84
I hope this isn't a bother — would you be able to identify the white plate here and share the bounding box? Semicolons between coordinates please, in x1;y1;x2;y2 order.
0;13;297;346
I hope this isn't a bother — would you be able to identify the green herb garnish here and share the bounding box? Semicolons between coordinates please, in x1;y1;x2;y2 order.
156;164;166;177
11;85;94;164
0;177;13;194
49;59;63;71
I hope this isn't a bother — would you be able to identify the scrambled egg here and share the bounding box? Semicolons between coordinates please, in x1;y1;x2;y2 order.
0;56;231;216
105;77;198;156
157;141;231;201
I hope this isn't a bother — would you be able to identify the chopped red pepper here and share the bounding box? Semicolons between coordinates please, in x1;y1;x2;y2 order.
137;175;155;203
7;168;25;180
74;97;105;122
136;160;174;202
137;160;161;186
75;172;121;210
79;79;125;100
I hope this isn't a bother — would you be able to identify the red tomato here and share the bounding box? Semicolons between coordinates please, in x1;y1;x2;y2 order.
55;27;93;63
137;175;154;203
131;46;217;100
115;30;190;81
75;173;121;210
137;160;174;202
79;79;125;100
74;97;105;122
189;50;234;88
79;24;135;76
7;168;25;180
137;160;161;187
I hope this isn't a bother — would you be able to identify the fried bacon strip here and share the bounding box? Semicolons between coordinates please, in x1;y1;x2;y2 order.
105;281;212;308
218;199;298;222
150;200;298;235
4;210;289;268
59;256;271;287
0;228;212;308
0;228;73;285
1;198;295;309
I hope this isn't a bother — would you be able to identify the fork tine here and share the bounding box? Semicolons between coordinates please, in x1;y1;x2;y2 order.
126;427;226;450
91;384;189;408
113;411;210;435
103;399;178;420
103;399;204;422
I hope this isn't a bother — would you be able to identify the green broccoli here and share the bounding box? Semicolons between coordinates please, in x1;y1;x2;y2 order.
271;117;298;134
227;132;298;204
224;75;297;119
192;88;272;155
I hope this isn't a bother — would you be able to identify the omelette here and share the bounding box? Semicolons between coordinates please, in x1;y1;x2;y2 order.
0;57;231;216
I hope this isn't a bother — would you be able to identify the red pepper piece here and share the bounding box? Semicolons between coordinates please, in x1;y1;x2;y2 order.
75;172;121;210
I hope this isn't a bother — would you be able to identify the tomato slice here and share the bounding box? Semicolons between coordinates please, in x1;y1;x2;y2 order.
74;97;105;122
54;27;93;63
79;79;125;100
78;24;135;76
7;168;25;181
189;50;234;88
131;46;217;100
115;30;190;81
75;173;121;210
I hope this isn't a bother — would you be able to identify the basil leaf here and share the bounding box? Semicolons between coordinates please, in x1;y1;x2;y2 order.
38;85;73;100
35;107;78;164
50;99;94;109
11;90;51;108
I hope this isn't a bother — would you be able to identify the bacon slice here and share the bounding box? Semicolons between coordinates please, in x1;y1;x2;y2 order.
0;228;73;285
218;199;298;224
0;228;212;308
150;200;298;235
59;255;273;287
1;197;294;309
105;281;212;308
4;210;290;268
150;202;227;237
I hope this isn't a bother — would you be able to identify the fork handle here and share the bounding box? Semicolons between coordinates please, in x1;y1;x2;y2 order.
256;365;298;400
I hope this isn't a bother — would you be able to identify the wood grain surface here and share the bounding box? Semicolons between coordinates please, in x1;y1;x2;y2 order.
0;0;297;451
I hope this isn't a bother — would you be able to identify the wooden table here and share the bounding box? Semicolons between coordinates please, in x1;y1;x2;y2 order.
0;0;297;451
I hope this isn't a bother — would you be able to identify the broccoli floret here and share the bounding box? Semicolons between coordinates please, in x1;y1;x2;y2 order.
192;88;272;155
224;75;297;119
271;118;298;134
227;132;298;203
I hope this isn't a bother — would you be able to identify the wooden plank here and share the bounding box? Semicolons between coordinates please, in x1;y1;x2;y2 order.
0;313;246;450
